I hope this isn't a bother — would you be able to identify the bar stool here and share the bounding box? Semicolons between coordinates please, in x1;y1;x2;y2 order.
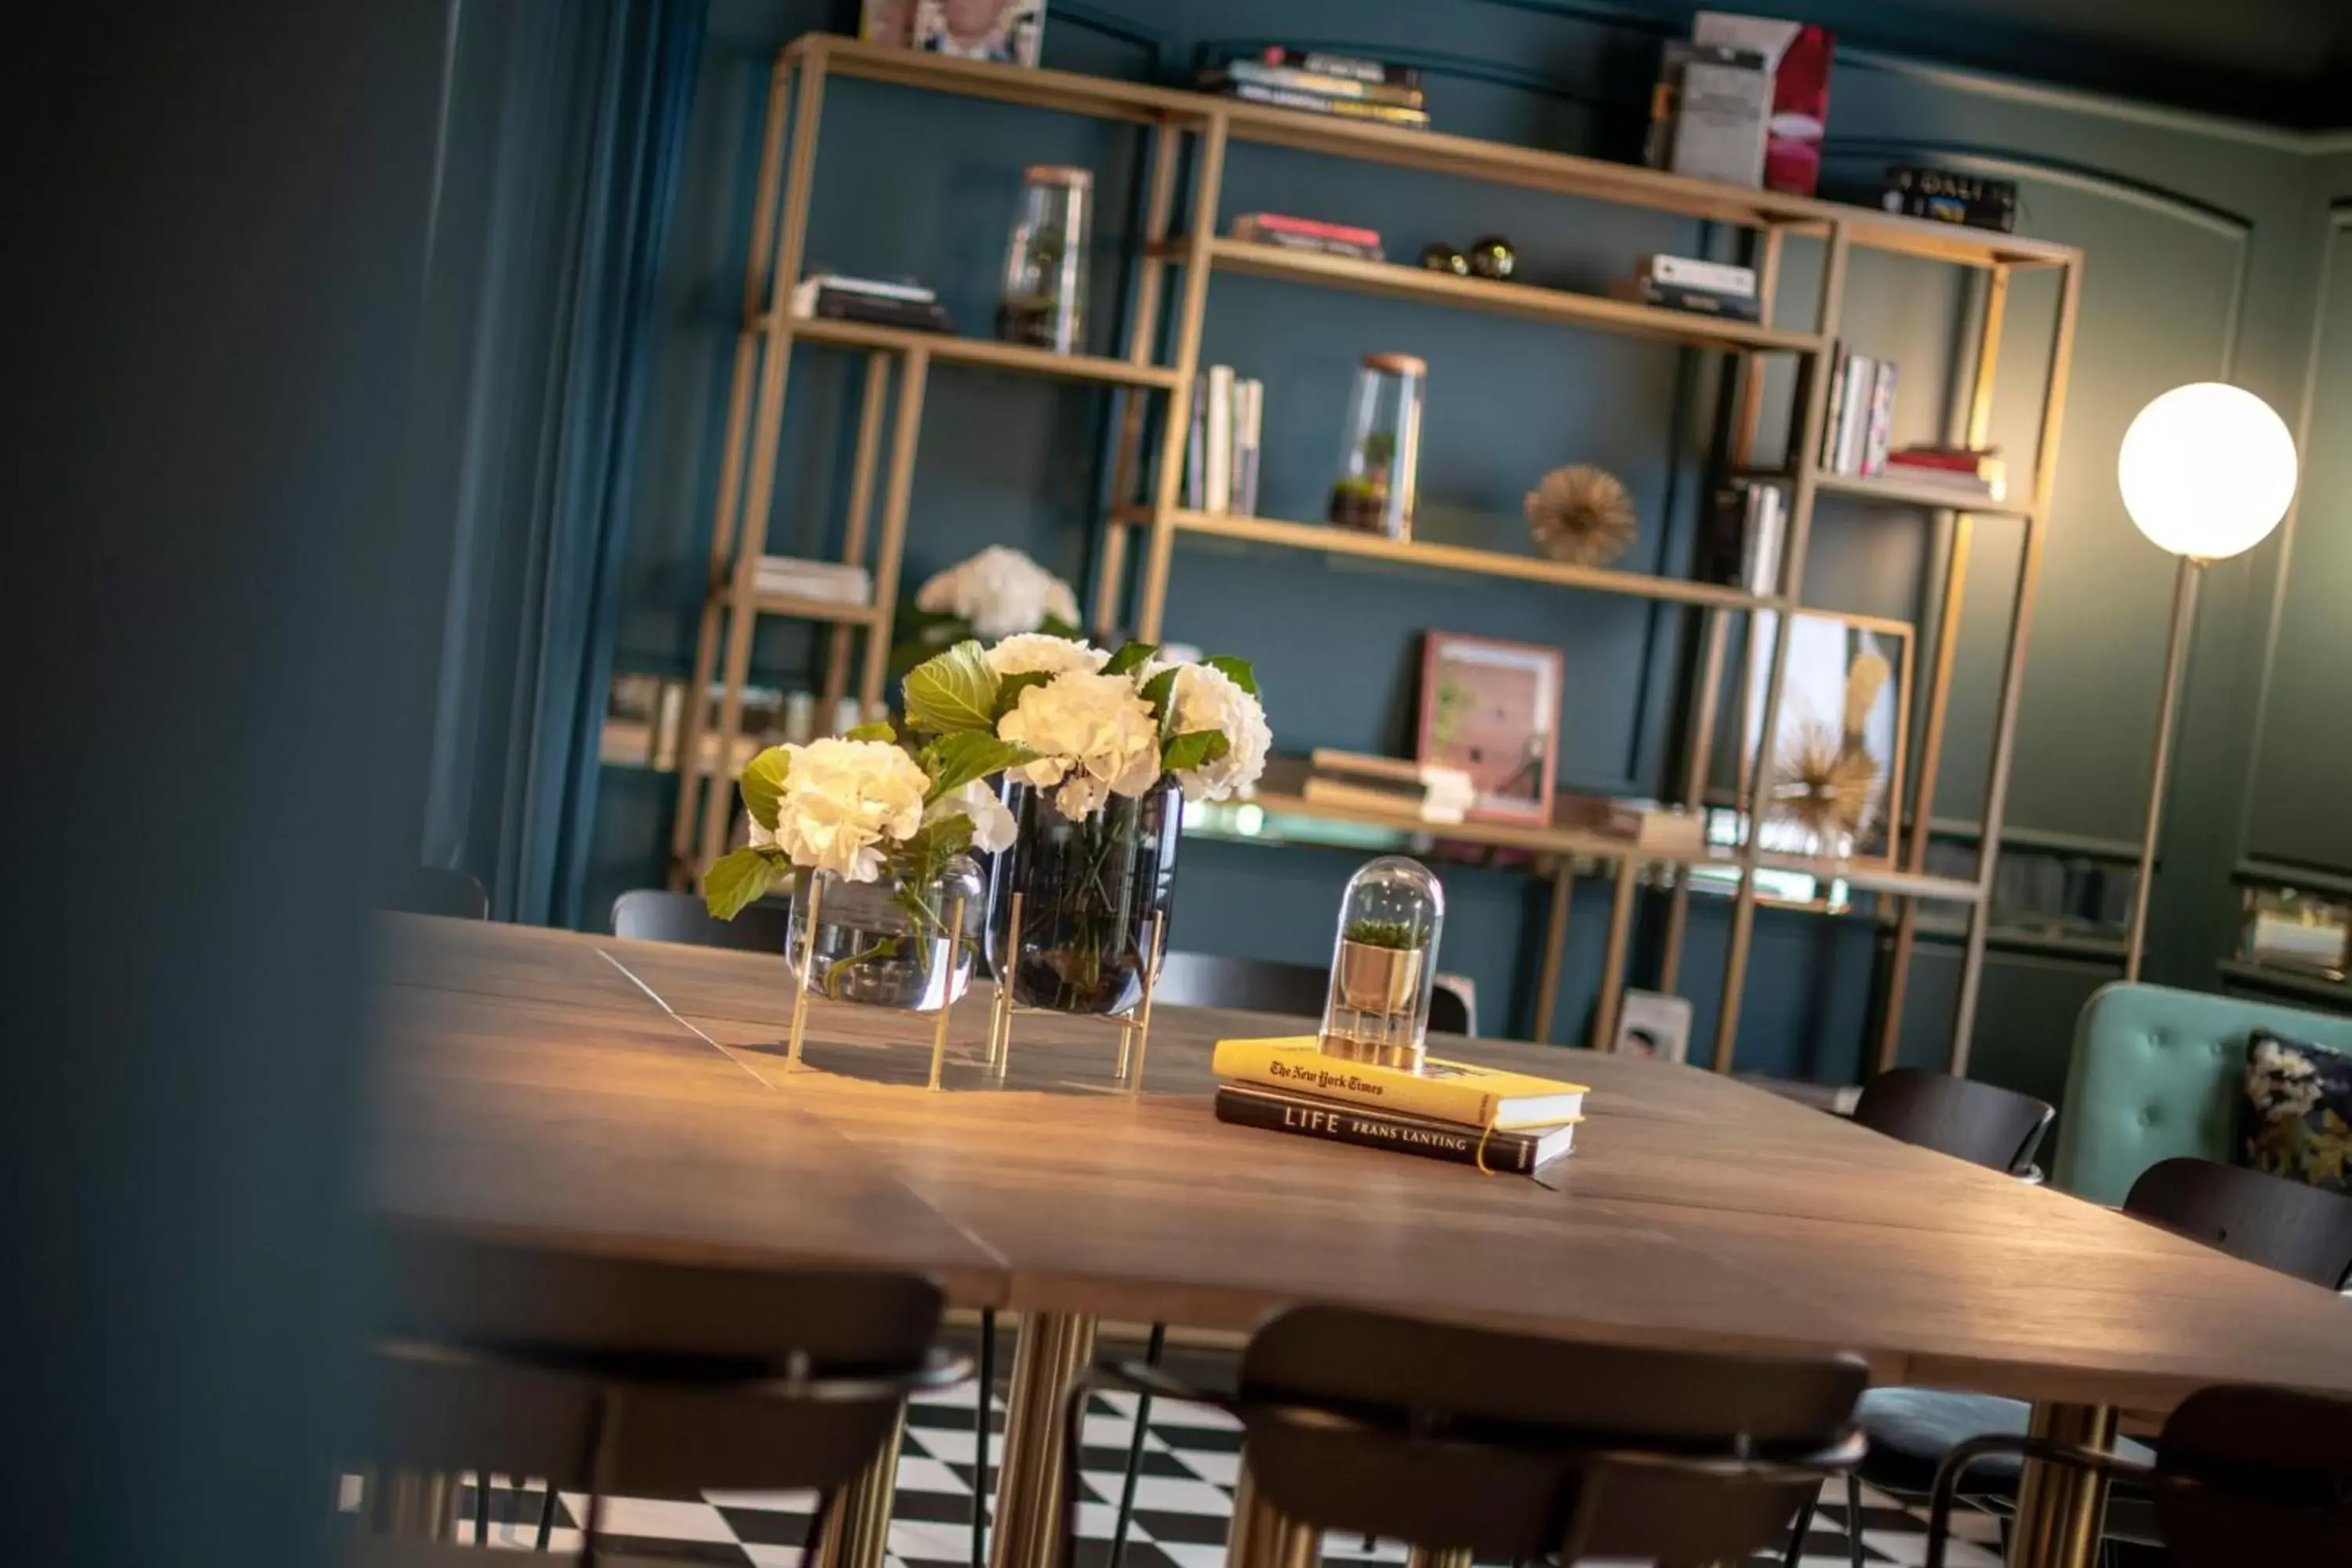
343;1225;967;1566
1061;1305;1867;1568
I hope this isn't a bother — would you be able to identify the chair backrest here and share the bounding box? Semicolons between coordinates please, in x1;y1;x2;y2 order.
1152;952;1327;1016
2123;1156;2352;1290
1428;975;1474;1036
1850;1068;2054;1174
611;887;791;955
1232;1305;1865;1564
2053;982;2352;1205
362;1227;949;1509
390;866;490;920
2154;1385;2352;1565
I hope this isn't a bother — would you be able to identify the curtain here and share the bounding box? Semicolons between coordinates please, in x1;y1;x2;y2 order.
416;0;706;927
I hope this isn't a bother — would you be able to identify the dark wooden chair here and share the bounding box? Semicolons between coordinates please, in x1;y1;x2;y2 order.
609;887;790;955
346;1225;964;1563
1073;1305;1867;1568
1849;1067;2055;1175
1809;1158;2352;1566
1926;1383;2352;1567
1152;952;1475;1033
390;867;491;921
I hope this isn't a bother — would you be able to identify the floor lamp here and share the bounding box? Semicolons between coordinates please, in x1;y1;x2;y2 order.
2115;382;2300;980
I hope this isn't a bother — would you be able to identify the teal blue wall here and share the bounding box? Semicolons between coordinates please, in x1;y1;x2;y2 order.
590;1;2352;1106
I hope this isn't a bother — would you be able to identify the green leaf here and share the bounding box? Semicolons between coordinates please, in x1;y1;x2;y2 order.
902;639;1000;734
1039;614;1083;640
992;670;1053;722
1140;666;1179;725
920;731;1037;800
843;720;898;743
739;746;792;831
1204;655;1261;699
703;847;785;920
1102;641;1157;677
1160;728;1231;774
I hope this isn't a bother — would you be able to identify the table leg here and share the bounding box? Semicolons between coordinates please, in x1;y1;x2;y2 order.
1400;1548;1467;1568
986;1312;1098;1568
817;1402;907;1568
1228;1461;1319;1568
2007;1402;2115;1568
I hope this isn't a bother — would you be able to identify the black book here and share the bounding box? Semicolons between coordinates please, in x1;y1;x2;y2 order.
1214;1083;1577;1175
1253;46;1421;89
1608;278;1763;322
813;290;955;334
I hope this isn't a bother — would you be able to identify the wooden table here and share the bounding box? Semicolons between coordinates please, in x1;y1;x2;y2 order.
368;916;2352;1568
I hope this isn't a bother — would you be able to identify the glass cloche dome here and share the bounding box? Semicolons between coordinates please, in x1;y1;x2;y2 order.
1319;855;1445;1072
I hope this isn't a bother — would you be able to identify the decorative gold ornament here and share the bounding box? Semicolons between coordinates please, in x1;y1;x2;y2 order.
1773;720;1882;845
1524;464;1637;566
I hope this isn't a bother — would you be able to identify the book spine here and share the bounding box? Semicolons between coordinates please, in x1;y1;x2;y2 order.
1864;362;1897;477
804;272;936;303
1236;379;1262;517
1211;1038;1499;1125
1631;282;1762;320
1185;377;1205;510
1836;355;1875;474
1205;366;1235;516
1221;60;1425;107
1231;212;1385;249
1817;346;1847;470
1236;230;1385;262
1642;253;1756;296
1221;82;1431;125
1214;1087;1541;1174
1259;47;1422;89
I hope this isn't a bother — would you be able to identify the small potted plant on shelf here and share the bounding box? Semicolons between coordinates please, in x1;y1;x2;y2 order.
890;544;1083;677
700;648;1036;1012
896;631;1271;1016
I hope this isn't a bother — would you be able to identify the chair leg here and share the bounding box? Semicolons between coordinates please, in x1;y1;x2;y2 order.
1781;1480;1822;1567
974;1309;996;1568
1106;1323;1167;1568
1845;1471;1866;1568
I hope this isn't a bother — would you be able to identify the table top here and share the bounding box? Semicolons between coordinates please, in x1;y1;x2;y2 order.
367;915;2352;1414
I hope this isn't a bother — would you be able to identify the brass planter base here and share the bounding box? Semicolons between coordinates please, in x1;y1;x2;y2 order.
983;895;1167;1092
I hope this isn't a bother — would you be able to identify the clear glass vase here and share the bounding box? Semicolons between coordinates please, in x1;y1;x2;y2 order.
1319;855;1446;1072
787;857;986;1012
996;165;1091;353
986;779;1180;1015
1327;352;1425;539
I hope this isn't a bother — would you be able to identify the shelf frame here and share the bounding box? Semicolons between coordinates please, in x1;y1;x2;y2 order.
667;31;2083;1084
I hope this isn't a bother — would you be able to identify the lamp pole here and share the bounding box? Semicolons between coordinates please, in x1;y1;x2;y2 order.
2125;554;2204;981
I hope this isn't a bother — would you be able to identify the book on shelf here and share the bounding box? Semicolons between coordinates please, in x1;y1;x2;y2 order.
1206;60;1426;110
1250;46;1422;89
1234;377;1263;517
1606;277;1762;321
1884;444;2000;474
1693;13;1835;197
1307;748;1476;791
1820;351;1878;474
1639;253;1756;298
1301;775;1473;826
1205;365;1235;514
1213;80;1432;129
793;272;935;307
800;289;954;334
1885;448;2005;500
1862;361;1897;477
1214;1083;1577;1174
1212;1035;1588;1131
1697;479;1784;591
1184;366;1262;515
1653;42;1770;188
1230;212;1386;262
1880;165;2017;233
1552;791;1707;853
1184;378;1206;512
754;556;873;605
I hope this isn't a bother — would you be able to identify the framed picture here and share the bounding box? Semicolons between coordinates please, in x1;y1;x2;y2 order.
1611;989;1693;1063
1740;609;1911;866
913;0;1046;66
1417;633;1563;824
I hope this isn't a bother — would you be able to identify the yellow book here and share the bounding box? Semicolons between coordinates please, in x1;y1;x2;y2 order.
1211;1036;1588;1131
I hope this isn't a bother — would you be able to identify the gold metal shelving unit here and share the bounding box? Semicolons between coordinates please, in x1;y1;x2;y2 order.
668;31;2082;1081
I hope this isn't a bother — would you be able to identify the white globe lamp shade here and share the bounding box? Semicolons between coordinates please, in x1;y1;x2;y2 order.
2116;383;2298;561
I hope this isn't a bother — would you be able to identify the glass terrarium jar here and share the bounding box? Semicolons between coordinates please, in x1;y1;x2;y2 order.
987;779;1180;1015
1327;352;1425;539
787;857;987;1012
1319;855;1445;1071
996;164;1091;354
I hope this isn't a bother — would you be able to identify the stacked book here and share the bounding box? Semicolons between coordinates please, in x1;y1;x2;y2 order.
1820;347;1899;477
1553;791;1706;854
1610;252;1760;321
1183;365;1264;516
1212;1035;1587;1176
1229;212;1385;263
755;555;872;607
1302;748;1476;825
789;272;953;334
1885;444;2007;502
1200;48;1430;131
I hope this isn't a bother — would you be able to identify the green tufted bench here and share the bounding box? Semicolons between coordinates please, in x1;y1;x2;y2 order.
2050;981;2352;1206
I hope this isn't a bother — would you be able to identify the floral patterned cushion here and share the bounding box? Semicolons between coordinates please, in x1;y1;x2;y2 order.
2239;1029;2352;1193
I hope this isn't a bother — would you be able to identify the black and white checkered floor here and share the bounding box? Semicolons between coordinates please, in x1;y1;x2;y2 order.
419;1379;2011;1567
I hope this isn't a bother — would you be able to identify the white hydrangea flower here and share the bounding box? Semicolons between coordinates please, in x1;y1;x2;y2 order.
1160;661;1271;802
914;546;1080;641
764;737;927;882
984;632;1108;678
998;670;1163;818
924;778;1016;855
